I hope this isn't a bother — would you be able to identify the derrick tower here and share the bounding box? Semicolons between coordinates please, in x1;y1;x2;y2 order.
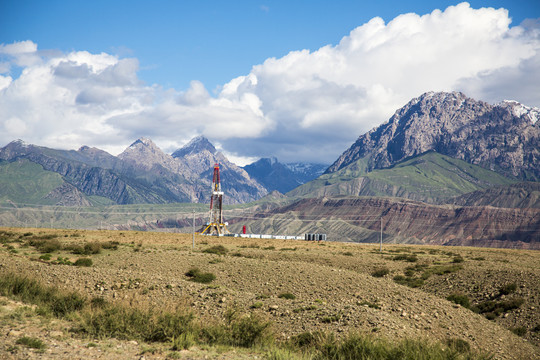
200;164;229;235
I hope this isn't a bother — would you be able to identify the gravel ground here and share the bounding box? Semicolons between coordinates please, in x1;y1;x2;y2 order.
0;227;538;359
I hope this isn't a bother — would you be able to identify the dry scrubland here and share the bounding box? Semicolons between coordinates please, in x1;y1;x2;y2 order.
0;227;538;359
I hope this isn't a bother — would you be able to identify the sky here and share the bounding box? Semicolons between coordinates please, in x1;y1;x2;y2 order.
0;1;539;165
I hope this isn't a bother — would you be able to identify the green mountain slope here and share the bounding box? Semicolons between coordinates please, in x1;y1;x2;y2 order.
0;159;65;205
289;152;516;203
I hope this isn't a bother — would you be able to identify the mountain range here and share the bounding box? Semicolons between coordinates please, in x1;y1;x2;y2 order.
0;136;325;206
1;91;538;248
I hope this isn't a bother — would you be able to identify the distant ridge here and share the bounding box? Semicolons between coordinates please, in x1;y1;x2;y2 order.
243;157;327;194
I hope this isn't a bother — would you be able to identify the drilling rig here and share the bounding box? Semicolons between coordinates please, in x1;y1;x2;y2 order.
199;163;229;235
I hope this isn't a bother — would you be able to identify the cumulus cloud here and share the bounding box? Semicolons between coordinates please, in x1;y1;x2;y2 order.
0;3;539;165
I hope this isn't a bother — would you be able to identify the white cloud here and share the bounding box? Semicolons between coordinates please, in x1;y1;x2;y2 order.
0;3;539;165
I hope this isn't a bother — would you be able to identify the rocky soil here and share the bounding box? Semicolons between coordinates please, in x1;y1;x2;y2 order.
0;227;539;359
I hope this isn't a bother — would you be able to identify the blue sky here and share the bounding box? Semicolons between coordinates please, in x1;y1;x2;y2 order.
2;0;537;90
0;1;539;164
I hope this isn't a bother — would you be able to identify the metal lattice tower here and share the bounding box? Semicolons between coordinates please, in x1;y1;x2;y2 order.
200;164;229;235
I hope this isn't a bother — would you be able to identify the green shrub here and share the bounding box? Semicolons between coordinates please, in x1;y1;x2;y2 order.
101;241;119;250
421;264;462;280
278;292;296;300
472;297;524;319
79;303;195;342
74;258;93;267
357;301;380;309
30;238;62;253
290;331;325;349
393;275;424;288
0;272;85;317
511;327;527;337
39;254;52;261
202;245;228;255
313;334;485;360
392;254;418;262
65;244;85;254
185;268;216;284
452;256;465;263
50;292;86;316
447;293;470;309
445;338;471;353
16;336;46;350
321;313;341;323
171;332;195;350
53;256;72;265
251;302;263;309
342;251;354;256
90;296;108;308
84;242;102;254
499;283;517;296
201;309;273;348
263;246;276;250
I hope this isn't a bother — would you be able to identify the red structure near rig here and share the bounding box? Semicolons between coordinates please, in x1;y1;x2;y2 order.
199;164;229;235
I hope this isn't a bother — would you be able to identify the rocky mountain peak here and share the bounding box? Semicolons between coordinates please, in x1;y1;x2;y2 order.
118;137;163;159
498;100;539;124
127;137;159;150
326;91;539;180
171;136;216;158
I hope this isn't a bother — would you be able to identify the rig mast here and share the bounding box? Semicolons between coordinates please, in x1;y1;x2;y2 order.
200;164;229;235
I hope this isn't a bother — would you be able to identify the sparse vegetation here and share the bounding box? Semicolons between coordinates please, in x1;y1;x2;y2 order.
310;333;485;360
251;302;263;309
293;305;318;313
371;267;390;277
0;272;86;316
321;313;341;323
511;327;527;337
392;254;418;262
472;297;524;319
74;257;93;267
0;228;537;359
202;245;228;255
357;300;380;309
445;338;471;353
447;293;470;309
278;292;296;300
16;336;46;350
393;275;424;288
499;283;517;296
39;253;52;261
185;267;216;284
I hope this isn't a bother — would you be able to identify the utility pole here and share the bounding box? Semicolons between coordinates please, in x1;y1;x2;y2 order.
192;210;195;249
380;217;383;252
